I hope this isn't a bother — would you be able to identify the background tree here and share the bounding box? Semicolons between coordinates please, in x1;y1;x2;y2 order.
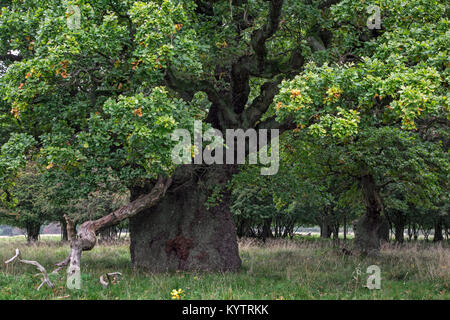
274;0;448;252
0;164;56;242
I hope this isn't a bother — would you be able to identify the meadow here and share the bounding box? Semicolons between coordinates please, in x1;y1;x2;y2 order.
0;236;448;300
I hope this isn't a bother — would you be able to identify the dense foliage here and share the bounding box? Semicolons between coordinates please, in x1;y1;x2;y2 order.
0;0;448;247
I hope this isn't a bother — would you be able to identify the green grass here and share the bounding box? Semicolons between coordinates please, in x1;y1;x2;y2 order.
0;236;448;300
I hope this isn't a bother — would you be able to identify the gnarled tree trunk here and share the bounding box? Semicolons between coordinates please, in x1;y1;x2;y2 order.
129;164;241;272
354;174;389;254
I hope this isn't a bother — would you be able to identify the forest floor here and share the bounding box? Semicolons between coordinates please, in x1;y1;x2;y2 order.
0;236;448;300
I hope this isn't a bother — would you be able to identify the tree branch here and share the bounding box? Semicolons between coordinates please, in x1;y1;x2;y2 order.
250;0;284;73
60;175;172;287
241;76;283;128
5;249;54;290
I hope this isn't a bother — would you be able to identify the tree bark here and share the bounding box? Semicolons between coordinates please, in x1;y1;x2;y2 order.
433;216;443;242
129;164;242;272
60;218;68;242
392;211;406;244
319;211;333;238
320;220;332;238
354;174;389;253
26;222;41;243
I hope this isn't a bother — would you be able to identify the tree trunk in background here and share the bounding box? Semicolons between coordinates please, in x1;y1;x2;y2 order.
26;223;40;243
392;212;405;244
99;226;118;242
433;217;443;242
236;218;255;238
320;221;332;238
413;224;418;241
261;218;273;242
343;215;347;241
354;175;389;254
332;224;339;246
394;222;404;243
319;212;332;238
445;221;449;240
129;165;241;272
60;218;68;242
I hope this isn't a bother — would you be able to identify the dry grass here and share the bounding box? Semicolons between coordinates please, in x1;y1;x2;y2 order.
0;236;448;299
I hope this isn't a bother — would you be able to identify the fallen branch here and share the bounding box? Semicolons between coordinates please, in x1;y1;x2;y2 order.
5;248;20;265
4;248;54;290
99;275;108;287
99;272;122;288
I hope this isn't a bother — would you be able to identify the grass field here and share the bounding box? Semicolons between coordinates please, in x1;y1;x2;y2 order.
0;236;448;300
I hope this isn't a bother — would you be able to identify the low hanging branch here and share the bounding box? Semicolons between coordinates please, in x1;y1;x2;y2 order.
5;248;54;290
55;175;172;284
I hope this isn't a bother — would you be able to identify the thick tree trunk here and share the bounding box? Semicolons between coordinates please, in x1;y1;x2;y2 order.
26;223;41;243
433;217;443;242
320;221;332;238
319;212;332;238
129;165;241;272
354;175;389;253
